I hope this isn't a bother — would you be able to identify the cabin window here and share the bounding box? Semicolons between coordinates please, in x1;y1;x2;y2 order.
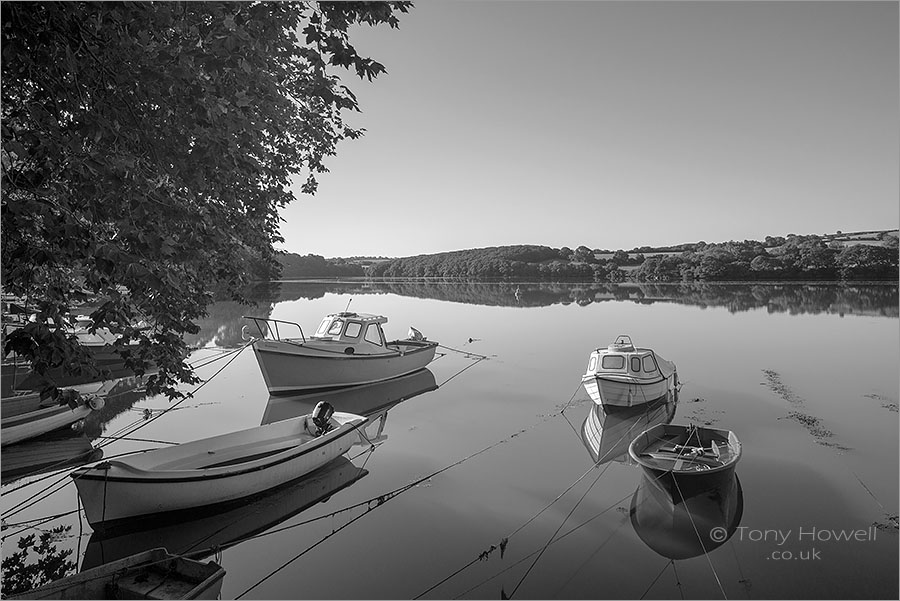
315;318;332;336
364;324;383;346
601;355;624;369
344;322;362;338
327;319;344;336
631;357;642;372
587;356;597;372
642;355;658;373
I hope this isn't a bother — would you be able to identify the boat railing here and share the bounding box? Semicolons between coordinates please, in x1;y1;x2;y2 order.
243;316;306;343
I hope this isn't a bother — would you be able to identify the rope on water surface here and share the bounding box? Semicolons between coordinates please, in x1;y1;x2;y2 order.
2;342;253;530
671;476;728;600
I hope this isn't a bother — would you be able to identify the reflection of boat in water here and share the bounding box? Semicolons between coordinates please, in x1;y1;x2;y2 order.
71;410;366;528
1;435;102;484
9;548;225;600
83;456;367;570
581;335;678;408
628;423;742;499
630;473;744;559
261;367;437;425
262;367;437;448
580;392;676;465
246;312;438;393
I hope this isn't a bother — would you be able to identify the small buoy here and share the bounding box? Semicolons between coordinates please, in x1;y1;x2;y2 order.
88;396;105;411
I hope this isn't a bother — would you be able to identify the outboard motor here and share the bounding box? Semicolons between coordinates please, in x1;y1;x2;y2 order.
310;401;335;436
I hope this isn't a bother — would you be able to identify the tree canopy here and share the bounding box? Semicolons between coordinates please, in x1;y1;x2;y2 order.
1;1;410;396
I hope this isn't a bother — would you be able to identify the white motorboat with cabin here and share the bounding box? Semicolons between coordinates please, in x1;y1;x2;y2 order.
245;311;438;394
581;335;678;408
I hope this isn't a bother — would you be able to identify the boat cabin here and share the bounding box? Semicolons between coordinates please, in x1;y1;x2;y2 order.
312;312;388;348
585;335;661;378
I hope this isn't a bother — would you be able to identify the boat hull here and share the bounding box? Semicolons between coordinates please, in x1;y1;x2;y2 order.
71;412;366;528
1;403;92;447
253;339;438;393
7;548;224;600
582;372;677;408
628;423;742;500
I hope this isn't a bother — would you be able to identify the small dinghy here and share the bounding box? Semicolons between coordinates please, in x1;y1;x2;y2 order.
7;548;225;600
71;402;366;528
581;335;678;408
2;390;103;447
245;312;439;394
628;423;741;499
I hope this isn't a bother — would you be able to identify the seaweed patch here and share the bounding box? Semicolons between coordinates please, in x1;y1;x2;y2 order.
762;369;804;406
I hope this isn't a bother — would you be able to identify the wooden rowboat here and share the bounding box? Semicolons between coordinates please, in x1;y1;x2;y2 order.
7;548;224;600
71;407;367;528
628;423;741;499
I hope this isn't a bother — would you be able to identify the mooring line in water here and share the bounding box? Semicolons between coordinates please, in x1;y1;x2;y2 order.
235;424;541;599
671;476;728;600
445;486;638;600
437;355;487;388
553;514;631;597
3;344;251;531
437;343;489;360
672;559;686;600
640;560;675;600
420;436;684;599
851;470;887;511
94;339;253;452
504;458;615;599
416;459;613;599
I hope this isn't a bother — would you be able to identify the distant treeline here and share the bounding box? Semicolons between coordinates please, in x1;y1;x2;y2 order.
277;253;365;278
275;231;899;282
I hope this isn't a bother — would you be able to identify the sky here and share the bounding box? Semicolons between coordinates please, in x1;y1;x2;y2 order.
278;1;899;259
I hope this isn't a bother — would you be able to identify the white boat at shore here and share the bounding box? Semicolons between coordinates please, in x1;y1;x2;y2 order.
71;404;367;528
581;335;678;408
245;312;438;394
1;390;103;447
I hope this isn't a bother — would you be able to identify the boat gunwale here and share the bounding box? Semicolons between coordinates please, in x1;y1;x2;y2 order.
629;423;742;476
72;415;366;484
254;339;438;359
583;373;669;385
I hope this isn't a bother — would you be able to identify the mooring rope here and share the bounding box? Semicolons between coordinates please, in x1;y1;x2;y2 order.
671;476;728;599
2;342;253;529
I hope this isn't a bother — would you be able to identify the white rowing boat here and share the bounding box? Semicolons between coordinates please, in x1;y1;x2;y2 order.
71;405;366;528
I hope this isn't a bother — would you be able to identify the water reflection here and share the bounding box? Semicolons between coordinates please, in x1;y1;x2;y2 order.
1;436;102;484
185;283;895;356
580;392;677;466
261;368;438;444
274;281;898;316
1;376;149;484
630;473;744;560
82;456;367;571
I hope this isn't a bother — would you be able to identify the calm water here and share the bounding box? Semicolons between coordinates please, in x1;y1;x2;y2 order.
2;282;897;599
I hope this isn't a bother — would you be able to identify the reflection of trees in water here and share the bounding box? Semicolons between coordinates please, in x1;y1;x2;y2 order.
261;281;898;317
81;376;153;439
191;281;896;347
1;526;76;596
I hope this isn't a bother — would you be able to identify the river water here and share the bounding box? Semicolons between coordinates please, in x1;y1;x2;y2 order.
2;281;897;599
